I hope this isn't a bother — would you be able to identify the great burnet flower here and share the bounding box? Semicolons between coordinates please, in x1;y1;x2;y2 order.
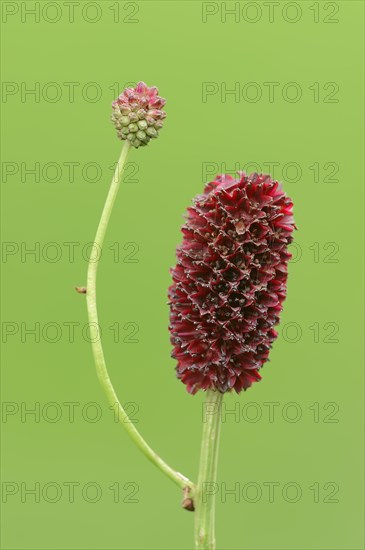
111;81;166;148
168;172;295;394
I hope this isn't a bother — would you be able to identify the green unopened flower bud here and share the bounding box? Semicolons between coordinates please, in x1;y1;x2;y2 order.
137;130;147;141
137;109;147;120
128;123;138;133
146;127;158;138
137;120;148;130
129;112;139;123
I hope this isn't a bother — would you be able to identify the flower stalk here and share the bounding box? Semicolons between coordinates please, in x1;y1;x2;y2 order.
84;140;195;494
195;390;223;549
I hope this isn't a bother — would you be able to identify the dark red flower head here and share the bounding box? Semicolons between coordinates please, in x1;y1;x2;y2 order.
168;172;295;394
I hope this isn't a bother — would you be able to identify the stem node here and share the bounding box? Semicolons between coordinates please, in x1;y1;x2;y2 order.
182;486;195;512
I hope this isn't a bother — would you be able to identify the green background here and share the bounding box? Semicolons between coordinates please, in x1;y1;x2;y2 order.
1;1;364;548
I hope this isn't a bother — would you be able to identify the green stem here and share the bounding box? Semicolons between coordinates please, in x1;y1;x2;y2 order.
195;389;223;549
85;141;195;493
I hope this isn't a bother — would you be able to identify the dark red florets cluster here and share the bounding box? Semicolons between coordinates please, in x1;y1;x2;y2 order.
168;173;295;394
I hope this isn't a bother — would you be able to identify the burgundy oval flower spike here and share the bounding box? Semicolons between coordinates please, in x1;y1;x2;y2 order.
169;172;295;395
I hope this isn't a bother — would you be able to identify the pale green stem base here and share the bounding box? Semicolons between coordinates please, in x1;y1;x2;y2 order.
195;389;223;549
85;141;194;493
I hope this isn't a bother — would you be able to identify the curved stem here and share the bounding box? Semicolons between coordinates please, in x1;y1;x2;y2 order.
195;389;223;549
85;141;195;493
